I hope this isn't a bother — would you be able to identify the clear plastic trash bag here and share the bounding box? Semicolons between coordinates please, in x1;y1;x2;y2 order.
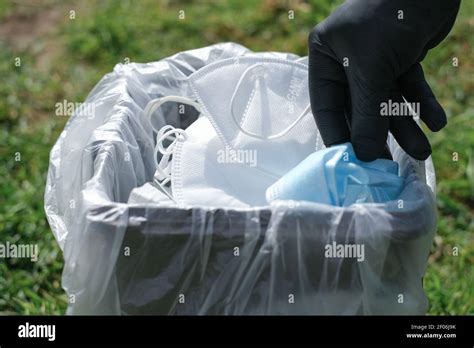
45;43;437;315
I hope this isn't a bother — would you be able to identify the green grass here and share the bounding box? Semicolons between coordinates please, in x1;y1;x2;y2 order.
0;0;472;315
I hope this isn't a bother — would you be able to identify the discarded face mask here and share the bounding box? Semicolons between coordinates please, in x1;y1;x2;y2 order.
146;97;277;207
188;56;321;178
266;143;405;206
144;57;326;207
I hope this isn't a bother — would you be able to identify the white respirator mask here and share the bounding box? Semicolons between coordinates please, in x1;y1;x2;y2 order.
145;97;276;207
144;57;322;207
188;56;320;177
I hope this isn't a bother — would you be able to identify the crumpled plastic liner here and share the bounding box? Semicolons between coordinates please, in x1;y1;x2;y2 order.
45;42;437;315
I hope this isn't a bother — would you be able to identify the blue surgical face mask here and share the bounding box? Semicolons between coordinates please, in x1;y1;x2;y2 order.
266;143;404;206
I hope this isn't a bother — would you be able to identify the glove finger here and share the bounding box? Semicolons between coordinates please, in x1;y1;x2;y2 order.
398;63;447;132
344;79;393;160
346;64;391;162
308;33;350;146
389;90;432;160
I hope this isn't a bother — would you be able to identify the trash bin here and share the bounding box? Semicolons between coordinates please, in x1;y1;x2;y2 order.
45;42;437;315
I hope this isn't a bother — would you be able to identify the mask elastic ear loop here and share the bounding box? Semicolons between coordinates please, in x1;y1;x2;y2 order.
144;96;201;201
144;95;202;133
144;95;201;168
156;126;188;155
153;126;187;201
229;64;311;140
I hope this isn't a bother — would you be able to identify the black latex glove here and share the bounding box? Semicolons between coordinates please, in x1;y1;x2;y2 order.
308;0;461;161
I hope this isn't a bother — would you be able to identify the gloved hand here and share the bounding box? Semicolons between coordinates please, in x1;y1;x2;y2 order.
308;0;461;161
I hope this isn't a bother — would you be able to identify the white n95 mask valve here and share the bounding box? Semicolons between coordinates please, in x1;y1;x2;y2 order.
189;56;322;178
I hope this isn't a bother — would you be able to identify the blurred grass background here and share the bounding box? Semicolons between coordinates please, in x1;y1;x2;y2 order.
0;0;472;314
